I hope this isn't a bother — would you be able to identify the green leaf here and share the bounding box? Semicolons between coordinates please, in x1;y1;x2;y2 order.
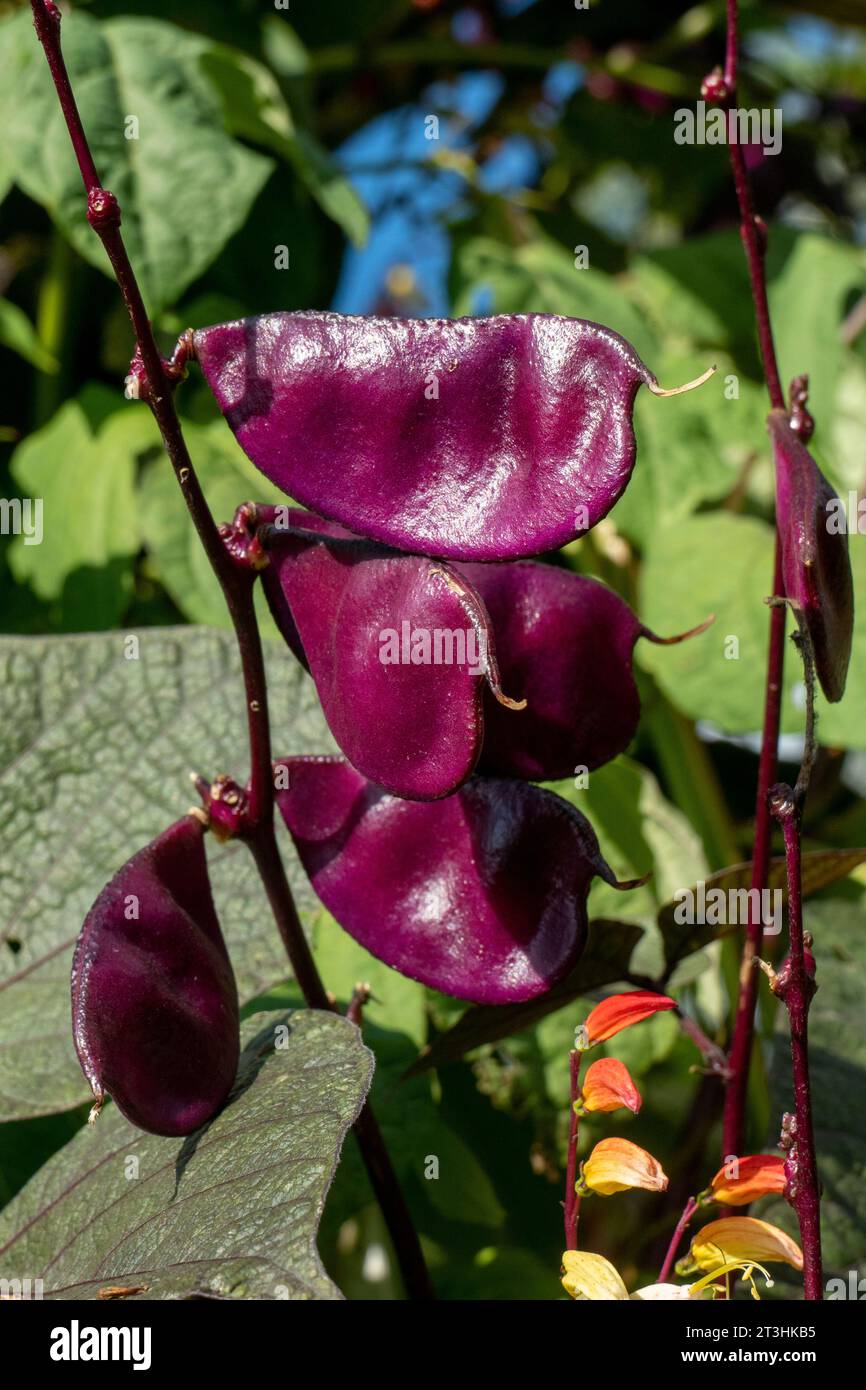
0;298;58;373
760;900;866;1288
451;235;658;364
404;919;643;1077
658;849;866;971
550;756;709;946
0;1011;372;1300
639;512;801;735
199;45;369;247
0;11;272;312
641;514;866;747
138;417;288;632
0;627;337;1122
769;234;866;432
612;355;769;546
8;386;151;629
324;1023;505;1236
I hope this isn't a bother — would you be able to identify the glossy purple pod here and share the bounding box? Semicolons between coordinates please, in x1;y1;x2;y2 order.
274;756;639;1004
259;510;523;800
456;559;709;780
193;311;659;560
71;817;239;1137
768;409;854;702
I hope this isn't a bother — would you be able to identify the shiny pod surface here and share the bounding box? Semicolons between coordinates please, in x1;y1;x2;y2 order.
275;756;635;1004
769;409;854;702
261;513;520;800
194;311;655;560
71;817;239;1137
457;560;647;780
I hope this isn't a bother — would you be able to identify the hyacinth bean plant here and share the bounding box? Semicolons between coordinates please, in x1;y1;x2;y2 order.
0;0;861;1305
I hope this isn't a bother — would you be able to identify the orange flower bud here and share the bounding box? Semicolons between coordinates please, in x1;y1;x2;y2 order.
576;990;676;1049
690;1217;803;1272
710;1154;787;1206
578;1058;642;1115
581;1137;669;1196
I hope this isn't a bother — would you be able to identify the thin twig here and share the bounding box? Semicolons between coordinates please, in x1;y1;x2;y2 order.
29;0;433;1302
718;0;788;1159
769;795;823;1299
563;1051;582;1251
658;1196;698;1284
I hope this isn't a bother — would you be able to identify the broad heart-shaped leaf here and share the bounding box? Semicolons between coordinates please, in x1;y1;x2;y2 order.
261;514;520;799
8;386;152;630
769;409;854;703
198;45;369;247
456;559;707;781
275;757;637;1004
0;628;337;1122
0;10;272;313
72;817;239;1138
193;311;657;560
0;1011;372;1300
657;848;866;970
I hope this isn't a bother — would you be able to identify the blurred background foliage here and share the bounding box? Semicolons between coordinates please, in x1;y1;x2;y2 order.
1;0;865;1300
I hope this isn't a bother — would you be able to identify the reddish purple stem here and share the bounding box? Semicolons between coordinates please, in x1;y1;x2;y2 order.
658;1196;698;1285
29;0;432;1302
564;1050;582;1251
720;0;787;1159
773;802;823;1299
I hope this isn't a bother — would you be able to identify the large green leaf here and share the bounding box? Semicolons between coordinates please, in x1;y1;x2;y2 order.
0;628;336;1122
8;386;152;630
0;10;272;312
640;514;866;746
769;234;866;434
451;235;658;364
138;417;289;632
200;45;369;247
0;1011;372;1300
0;297;58;374
612;354;769;547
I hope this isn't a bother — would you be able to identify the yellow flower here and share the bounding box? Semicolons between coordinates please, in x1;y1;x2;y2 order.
561;1251;629;1300
580;1137;669;1196
578;1058;642;1115
561;1252;774;1302
690;1217;803;1272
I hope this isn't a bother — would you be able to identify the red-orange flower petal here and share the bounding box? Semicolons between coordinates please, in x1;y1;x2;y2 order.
579;1057;642;1114
577;990;676;1047
581;1138;669;1195
710;1154;787;1206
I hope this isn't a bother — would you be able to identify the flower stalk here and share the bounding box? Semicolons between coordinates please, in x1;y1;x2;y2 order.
29;0;432;1302
564;1050;582;1251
